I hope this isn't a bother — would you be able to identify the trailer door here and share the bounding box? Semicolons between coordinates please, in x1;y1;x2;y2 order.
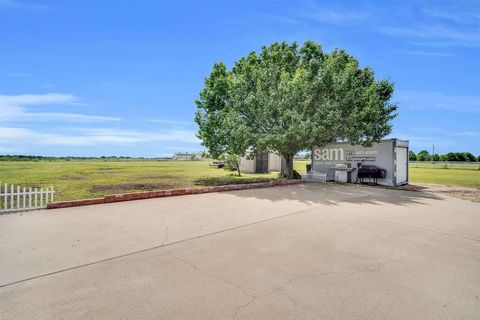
255;153;269;173
395;147;408;185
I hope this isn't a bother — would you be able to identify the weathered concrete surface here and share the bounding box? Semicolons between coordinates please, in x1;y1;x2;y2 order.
1;183;479;319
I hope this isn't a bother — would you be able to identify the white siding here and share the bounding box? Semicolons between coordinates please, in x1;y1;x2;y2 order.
239;152;282;174
268;153;282;172
239;156;255;173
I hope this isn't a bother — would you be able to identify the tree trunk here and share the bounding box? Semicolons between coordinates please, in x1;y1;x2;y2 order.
283;153;295;179
236;156;241;176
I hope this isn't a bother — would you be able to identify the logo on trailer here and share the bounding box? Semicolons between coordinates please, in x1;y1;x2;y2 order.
314;148;344;161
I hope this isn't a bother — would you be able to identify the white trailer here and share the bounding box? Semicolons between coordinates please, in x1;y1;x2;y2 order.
311;139;409;186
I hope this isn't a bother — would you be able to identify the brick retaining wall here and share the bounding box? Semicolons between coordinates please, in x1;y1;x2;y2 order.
47;179;303;209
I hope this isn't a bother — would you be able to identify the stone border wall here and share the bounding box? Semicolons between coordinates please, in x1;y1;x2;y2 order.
47;180;302;209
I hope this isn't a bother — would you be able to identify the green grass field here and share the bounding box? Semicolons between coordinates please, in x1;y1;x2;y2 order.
408;167;480;189
1;159;478;202
0;160;277;202
294;160;309;173
294;159;480;189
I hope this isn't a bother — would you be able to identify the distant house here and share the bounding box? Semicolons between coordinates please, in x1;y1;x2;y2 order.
172;152;205;160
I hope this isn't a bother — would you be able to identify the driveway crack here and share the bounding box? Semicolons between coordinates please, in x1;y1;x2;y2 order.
167;252;252;300
161;226;169;246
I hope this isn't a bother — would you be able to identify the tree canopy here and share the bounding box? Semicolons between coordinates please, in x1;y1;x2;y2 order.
195;41;397;177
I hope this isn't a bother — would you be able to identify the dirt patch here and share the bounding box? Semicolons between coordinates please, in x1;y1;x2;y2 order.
95;170;126;174
57;175;83;180
397;183;480;202
91;183;175;193
135;174;178;180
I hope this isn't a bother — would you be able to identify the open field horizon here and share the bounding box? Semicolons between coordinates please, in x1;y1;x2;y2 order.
0;160;479;202
0;160;277;202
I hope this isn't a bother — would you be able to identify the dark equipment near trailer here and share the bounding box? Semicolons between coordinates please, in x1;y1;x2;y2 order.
356;164;387;185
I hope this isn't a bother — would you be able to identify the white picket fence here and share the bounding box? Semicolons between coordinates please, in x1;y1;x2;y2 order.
0;182;55;214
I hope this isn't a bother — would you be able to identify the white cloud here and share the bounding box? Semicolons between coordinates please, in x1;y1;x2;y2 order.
0;127;200;148
0;0;50;11
392;126;480;153
404;50;452;57
453;131;480;138
422;6;480;25
303;6;368;24
395;91;480;114
6;72;32;77
380;24;480;47
147;119;191;126
82;128;199;144
0;93;120;123
291;1;480;48
392;133;456;150
0;93;77;106
377;1;480;48
268;0;368;26
0;93;200;155
409;127;480;139
13;112;120;122
236;0;369;31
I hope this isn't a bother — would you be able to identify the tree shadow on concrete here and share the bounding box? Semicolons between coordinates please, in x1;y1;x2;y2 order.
222;182;444;207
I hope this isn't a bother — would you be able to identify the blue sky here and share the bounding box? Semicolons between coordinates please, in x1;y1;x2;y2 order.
1;0;479;157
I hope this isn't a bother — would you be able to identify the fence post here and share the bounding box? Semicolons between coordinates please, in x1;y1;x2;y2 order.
34;188;38;209
28;187;32;209
10;184;14;211
51;186;54;203
40;188;44;208
17;185;20;210
3;183;6;212
22;187;26;209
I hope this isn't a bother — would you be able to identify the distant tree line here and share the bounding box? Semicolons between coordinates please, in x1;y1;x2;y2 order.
0;155;172;161
409;150;480;162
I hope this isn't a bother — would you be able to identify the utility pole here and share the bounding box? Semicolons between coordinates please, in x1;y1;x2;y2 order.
432;144;435;162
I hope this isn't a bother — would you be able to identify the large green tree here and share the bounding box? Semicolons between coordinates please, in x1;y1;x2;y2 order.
194;63;251;176
195;41;397;178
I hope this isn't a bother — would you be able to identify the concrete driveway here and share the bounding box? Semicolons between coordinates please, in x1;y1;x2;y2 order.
1;183;479;319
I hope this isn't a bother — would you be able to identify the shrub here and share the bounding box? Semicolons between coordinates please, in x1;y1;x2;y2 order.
408;151;417;161
417;150;430;161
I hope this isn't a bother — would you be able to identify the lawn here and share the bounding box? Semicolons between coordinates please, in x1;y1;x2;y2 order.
294;160;310;173
0;160;277;202
1;159;478;202
409;167;480;189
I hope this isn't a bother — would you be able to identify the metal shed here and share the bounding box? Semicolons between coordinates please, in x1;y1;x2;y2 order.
239;152;283;174
311;139;409;186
